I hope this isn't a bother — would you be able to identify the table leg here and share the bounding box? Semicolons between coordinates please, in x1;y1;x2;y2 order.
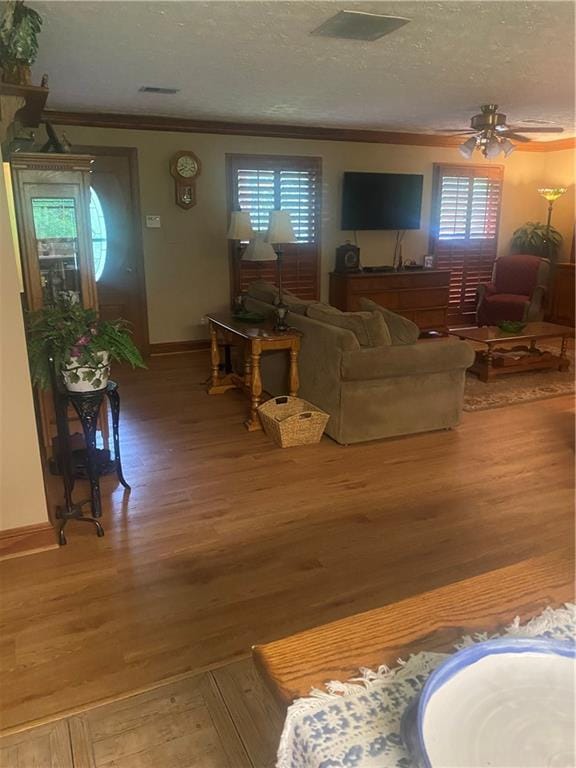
289;346;300;397
559;335;570;371
480;343;494;382
72;395;103;519
244;348;252;388
208;322;236;394
107;386;131;491
245;346;262;431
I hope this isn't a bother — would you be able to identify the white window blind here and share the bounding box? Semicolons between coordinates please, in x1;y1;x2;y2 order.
431;164;504;324
227;155;322;299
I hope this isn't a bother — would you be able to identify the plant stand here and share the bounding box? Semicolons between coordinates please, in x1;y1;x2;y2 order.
52;373;130;545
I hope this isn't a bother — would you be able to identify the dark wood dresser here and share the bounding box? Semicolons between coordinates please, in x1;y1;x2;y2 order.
329;270;451;330
546;262;575;327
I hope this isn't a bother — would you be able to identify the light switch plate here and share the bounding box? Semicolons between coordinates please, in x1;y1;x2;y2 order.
145;215;161;228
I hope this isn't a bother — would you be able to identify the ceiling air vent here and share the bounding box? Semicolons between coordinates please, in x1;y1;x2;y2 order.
138;86;180;95
311;10;410;41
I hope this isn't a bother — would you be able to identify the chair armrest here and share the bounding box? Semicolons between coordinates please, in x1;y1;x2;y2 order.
341;339;475;382
477;282;497;300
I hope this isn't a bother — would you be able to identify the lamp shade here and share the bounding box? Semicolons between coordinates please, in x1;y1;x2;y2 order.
538;187;567;202
227;211;255;240
265;211;297;244
459;136;477;159
242;238;278;262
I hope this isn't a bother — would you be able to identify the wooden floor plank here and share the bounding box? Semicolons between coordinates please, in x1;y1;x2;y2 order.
212;659;284;768
0;352;573;731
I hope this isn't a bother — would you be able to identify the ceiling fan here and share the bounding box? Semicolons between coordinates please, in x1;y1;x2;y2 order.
438;104;564;159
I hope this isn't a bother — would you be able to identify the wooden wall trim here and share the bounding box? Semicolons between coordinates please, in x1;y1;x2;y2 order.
43;110;575;151
149;340;209;355
0;521;57;560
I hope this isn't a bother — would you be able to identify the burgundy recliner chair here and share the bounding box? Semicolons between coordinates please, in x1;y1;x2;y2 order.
476;254;550;326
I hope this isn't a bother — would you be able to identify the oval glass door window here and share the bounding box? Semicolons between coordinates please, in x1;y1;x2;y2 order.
90;189;107;281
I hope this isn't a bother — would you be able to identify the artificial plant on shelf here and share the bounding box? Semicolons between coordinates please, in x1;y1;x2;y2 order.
510;222;562;260
26;297;146;392
0;0;43;85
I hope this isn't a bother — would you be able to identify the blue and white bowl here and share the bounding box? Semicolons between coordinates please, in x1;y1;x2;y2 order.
409;638;575;768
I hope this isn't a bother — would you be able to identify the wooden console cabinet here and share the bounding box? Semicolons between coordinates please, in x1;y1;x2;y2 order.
546;263;575;327
329;270;451;330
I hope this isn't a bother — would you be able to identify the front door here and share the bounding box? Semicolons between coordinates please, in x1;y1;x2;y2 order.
79;146;149;353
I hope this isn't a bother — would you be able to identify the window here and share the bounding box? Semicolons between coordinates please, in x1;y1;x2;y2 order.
430;164;504;324
89;189;107;281
227;154;322;299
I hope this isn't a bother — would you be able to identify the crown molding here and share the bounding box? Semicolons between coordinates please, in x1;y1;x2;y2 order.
42;110;575;152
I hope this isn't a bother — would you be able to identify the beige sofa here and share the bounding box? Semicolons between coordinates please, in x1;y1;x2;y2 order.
243;284;475;445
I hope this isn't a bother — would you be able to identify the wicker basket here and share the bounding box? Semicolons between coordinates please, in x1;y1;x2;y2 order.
258;396;329;448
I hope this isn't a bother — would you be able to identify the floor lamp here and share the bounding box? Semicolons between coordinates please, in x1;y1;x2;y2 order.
537;187;566;263
265;211;297;332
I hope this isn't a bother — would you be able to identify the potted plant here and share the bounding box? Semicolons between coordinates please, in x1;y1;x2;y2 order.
0;1;43;85
510;222;562;260
26;298;146;393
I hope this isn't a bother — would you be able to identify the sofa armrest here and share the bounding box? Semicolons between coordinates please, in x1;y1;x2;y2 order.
341;339;475;382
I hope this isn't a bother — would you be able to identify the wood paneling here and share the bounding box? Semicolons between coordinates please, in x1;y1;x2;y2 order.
254;550;573;705
0;352;573;731
0;521;57;560
43;110;576;151
0;720;73;767
329;270;451;330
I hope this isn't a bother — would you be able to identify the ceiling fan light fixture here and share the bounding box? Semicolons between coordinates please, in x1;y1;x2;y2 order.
501;139;516;158
485;136;502;159
459;136;477;159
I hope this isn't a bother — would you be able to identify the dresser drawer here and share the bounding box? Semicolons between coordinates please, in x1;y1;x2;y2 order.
398;288;448;309
414;308;448;329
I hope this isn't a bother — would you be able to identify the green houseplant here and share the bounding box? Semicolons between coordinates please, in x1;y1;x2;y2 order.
510;222;562;260
27;298;146;392
0;0;43;84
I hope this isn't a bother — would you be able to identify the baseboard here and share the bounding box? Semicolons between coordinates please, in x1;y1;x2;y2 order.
149;340;209;355
0;521;58;560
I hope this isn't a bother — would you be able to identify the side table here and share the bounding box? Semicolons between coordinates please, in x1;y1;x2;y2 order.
206;314;301;431
54;380;130;545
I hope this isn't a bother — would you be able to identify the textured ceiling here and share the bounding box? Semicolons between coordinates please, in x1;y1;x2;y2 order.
31;1;575;136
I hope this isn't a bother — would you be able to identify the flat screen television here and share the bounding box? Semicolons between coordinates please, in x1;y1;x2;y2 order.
341;172;424;230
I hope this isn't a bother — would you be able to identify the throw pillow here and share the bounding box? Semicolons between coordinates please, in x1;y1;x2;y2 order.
358;298;420;345
307;304;392;347
245;280;279;305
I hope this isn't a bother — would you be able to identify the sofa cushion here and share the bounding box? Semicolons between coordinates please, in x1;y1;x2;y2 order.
358;298;420;345
245;280;278;305
307;304;392;347
341;339;475;381
282;290;321;316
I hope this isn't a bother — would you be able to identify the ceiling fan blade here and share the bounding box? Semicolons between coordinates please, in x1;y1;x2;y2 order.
505;126;564;133
435;129;475;134
500;132;532;143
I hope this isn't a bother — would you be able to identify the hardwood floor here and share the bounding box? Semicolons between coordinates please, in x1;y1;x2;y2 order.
0;351;574;733
0;659;283;767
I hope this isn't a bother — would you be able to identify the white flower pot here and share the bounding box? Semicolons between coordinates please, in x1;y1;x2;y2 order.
63;351;110;392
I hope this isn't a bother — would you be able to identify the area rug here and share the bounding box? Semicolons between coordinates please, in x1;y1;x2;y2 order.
463;344;575;412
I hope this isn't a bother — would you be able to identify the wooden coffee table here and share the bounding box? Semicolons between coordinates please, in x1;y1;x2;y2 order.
453;322;572;382
206;313;301;431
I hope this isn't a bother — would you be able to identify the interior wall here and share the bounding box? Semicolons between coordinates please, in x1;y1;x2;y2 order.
50;124;573;343
0;157;49;531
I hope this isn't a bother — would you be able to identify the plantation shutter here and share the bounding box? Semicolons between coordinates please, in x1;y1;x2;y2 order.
227;155;322;300
430;163;504;325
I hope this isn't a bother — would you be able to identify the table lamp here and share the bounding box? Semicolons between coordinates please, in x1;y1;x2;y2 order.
265;211;297;331
227;211;258;312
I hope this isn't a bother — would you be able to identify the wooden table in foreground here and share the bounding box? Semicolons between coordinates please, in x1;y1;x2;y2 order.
206;313;301;431
453;322;572;382
253;550;574;706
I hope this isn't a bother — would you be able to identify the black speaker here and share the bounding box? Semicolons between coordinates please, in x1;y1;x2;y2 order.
335;242;361;273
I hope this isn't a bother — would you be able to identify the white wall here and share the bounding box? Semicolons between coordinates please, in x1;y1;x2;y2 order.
0;157;49;531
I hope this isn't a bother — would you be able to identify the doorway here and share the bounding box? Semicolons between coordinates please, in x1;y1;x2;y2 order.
77;146;149;353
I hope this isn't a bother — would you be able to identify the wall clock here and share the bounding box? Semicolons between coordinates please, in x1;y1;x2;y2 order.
169;151;201;209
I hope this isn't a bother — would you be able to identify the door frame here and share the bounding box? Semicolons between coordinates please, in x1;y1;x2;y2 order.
75;145;150;355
